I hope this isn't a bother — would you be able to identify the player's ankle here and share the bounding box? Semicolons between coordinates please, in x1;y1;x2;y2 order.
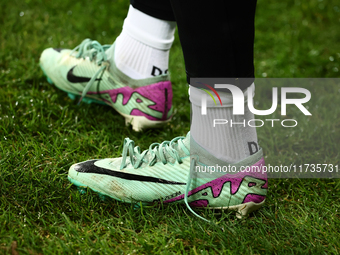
105;5;176;80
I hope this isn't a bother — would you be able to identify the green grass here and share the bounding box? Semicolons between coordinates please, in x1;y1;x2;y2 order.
1;0;340;254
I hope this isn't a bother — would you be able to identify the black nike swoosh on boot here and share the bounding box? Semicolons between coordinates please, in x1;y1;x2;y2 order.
74;160;186;185
53;48;63;53
67;65;102;83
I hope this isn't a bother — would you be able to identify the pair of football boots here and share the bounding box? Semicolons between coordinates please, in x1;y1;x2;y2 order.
40;39;267;220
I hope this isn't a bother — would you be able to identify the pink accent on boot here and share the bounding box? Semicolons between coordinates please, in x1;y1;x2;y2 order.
88;81;173;121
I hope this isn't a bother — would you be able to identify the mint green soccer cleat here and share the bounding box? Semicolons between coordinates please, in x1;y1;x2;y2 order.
68;133;268;220
40;39;173;131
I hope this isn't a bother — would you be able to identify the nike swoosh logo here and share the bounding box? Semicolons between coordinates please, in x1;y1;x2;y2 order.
53;48;63;53
74;160;186;185
67;65;102;83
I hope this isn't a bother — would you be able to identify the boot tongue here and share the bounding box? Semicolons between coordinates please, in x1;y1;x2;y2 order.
160;132;190;163
182;131;190;150
170;132;190;152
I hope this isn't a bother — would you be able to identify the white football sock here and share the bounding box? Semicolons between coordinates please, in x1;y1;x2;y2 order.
189;85;259;163
106;5;176;80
